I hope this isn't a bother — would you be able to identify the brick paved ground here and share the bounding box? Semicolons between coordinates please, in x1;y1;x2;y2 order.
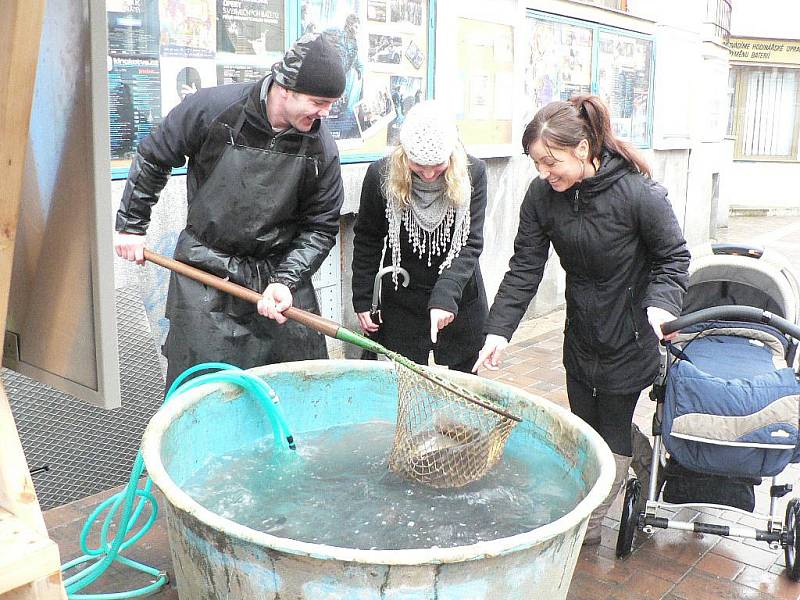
46;215;800;599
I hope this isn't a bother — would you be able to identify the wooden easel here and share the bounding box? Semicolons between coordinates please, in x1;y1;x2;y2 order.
0;1;67;598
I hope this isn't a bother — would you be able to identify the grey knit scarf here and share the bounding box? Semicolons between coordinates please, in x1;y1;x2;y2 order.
386;173;470;285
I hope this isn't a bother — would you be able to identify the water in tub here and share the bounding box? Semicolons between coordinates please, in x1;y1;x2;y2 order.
182;421;583;550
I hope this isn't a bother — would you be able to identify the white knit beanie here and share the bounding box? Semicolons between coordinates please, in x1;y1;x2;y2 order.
399;101;458;165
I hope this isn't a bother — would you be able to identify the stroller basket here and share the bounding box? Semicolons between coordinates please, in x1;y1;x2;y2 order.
661;456;760;512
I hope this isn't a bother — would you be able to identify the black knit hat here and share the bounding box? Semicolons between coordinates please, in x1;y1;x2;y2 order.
272;33;346;99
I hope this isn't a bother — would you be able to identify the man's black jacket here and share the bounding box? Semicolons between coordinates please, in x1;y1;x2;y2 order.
115;75;344;290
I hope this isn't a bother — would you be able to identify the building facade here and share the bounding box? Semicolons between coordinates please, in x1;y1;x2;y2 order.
105;0;734;353
727;0;800;214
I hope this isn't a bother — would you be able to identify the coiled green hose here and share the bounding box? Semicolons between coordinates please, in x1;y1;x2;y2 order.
60;363;294;599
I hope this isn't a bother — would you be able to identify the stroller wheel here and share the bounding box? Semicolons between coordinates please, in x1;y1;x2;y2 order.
785;499;800;581
615;477;642;559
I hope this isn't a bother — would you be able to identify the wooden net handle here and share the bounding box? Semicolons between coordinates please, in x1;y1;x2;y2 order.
143;249;340;338
142;249;522;423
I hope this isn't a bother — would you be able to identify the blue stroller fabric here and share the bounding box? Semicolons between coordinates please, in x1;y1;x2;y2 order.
663;325;800;479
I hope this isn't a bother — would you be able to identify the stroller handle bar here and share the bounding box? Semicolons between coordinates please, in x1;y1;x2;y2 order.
662;305;800;340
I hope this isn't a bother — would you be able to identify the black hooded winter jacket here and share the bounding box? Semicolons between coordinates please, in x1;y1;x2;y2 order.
485;150;690;394
115;75;344;291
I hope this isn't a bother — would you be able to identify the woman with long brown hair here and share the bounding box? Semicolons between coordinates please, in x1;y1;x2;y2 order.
352;101;488;372
474;95;690;545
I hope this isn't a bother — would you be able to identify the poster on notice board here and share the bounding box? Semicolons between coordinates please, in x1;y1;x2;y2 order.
106;0;285;176
106;0;430;175
300;0;431;158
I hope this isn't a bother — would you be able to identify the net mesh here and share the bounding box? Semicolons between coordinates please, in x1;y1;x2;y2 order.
388;361;518;488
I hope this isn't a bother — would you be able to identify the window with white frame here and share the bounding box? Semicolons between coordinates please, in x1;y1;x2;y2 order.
732;66;800;160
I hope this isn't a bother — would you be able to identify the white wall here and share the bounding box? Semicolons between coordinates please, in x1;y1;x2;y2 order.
646;1;729;245
651;25;696;150
650;148;689;229
730;0;800;38
726;161;800;211
629;0;701;31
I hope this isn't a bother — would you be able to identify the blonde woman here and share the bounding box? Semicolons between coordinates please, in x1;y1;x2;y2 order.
351;101;488;372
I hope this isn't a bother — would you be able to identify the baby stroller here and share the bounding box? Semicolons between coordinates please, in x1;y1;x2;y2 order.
616;242;800;580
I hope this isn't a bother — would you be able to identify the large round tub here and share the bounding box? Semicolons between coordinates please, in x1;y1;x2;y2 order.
141;360;613;599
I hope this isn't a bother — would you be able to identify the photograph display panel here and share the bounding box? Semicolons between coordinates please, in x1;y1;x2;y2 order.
525;11;654;148
300;0;430;158
524;16;593;125
107;0;285;177
597;30;653;147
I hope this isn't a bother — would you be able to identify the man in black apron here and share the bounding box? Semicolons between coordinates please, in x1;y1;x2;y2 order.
114;33;346;389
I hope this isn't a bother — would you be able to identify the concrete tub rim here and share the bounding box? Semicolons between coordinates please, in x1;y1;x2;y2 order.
141;359;615;566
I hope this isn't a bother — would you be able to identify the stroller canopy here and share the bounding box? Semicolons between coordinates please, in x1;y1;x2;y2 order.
683;244;800;324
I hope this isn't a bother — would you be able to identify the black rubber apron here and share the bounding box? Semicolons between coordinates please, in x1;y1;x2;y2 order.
163;109;327;389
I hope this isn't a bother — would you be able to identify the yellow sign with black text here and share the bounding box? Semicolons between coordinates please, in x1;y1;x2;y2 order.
729;37;800;65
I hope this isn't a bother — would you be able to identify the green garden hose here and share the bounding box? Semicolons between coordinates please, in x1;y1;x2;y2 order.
60;362;294;599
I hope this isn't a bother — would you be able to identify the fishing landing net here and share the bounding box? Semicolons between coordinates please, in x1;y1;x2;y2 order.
387;361;519;489
140;249;520;488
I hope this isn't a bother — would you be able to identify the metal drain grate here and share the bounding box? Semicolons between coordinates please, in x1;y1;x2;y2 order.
5;286;165;510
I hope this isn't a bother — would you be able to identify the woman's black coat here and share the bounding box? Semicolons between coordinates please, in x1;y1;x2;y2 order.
352;156;488;366
485;150;690;394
